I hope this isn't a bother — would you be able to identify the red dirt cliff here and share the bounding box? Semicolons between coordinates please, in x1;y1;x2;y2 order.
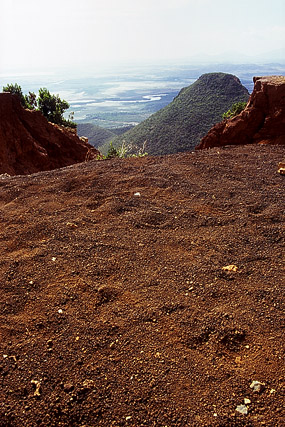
196;75;285;150
0;93;99;175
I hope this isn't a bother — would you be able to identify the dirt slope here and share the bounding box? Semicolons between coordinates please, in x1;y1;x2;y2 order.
0;93;99;176
0;145;284;426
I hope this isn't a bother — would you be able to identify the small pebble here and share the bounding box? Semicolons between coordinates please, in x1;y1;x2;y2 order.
236;404;248;415
222;264;238;272
134;192;141;197
31;380;41;397
250;380;265;393
58;309;63;314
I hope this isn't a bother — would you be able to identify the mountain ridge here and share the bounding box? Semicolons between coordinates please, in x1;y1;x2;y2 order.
77;123;115;148
111;72;249;155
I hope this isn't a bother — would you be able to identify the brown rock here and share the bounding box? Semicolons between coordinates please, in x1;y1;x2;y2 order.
0;93;100;175
196;75;285;150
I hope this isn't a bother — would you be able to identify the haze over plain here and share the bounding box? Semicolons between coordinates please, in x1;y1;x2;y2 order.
1;0;284;75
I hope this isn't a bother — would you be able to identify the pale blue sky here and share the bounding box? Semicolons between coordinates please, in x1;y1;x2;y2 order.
1;0;284;73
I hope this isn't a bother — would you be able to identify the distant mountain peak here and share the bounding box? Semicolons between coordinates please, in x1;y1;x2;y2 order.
112;72;249;155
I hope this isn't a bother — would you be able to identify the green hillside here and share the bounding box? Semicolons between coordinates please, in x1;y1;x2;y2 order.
77;123;115;148
112;73;249;155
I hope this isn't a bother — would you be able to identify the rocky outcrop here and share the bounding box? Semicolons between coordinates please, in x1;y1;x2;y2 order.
196;76;285;150
0;93;100;175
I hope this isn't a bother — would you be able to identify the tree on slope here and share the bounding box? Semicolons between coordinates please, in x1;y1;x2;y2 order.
2;84;76;128
3;83;37;110
37;88;72;127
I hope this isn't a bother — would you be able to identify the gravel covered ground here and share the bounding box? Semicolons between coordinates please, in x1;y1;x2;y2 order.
0;144;284;426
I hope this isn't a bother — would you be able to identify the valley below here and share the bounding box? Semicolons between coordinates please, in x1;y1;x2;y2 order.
3;62;285;129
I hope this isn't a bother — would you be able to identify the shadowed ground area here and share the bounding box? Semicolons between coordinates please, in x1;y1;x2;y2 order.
0;144;284;426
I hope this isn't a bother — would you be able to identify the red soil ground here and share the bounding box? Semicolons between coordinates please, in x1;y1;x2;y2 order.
0;144;284;426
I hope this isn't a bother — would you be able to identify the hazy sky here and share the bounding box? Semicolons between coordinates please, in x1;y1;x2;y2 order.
1;0;284;74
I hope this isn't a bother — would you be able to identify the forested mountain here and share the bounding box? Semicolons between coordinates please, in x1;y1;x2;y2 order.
77;123;115;148
112;73;249;155
77;123;134;151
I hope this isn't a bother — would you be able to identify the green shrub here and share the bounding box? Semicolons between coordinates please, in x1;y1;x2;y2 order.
3;83;37;110
222;101;247;120
106;142;119;159
103;141;148;160
2;83;76;128
38;88;71;127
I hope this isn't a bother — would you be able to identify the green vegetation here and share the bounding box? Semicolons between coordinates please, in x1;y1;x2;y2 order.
37;88;75;128
2;83;76;128
110;126;135;136
222;101;247;119
76;123;135;154
112;73;250;156
3;83;37;110
77;123;116;148
98;141;148;159
106;142;119;158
